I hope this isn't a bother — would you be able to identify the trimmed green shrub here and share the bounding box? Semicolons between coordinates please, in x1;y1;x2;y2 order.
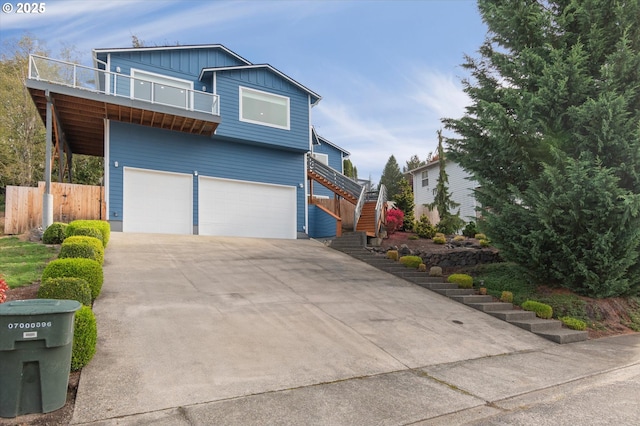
474;233;487;240
479;239;491;247
522;300;553;319
500;291;513;303
43;222;68;244
453;235;465;242
433;236;446;244
418;263;427;272
387;250;399;261
41;258;103;301
415;214;436;239
448;274;474;289
67;220;110;247
399;255;423;268
71;305;97;371
559;316;587;331
462;221;478;238
60;236;104;265
38;277;92;306
67;227;104;247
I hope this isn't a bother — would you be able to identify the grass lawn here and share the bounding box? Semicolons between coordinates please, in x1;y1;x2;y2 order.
0;237;59;288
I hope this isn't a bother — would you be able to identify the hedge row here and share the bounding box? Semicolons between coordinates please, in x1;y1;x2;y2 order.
38;220;110;371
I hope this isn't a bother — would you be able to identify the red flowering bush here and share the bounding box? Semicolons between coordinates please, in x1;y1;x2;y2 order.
0;276;8;304
386;209;404;234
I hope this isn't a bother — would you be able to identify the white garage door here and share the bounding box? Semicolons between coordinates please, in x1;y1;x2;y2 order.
199;176;296;239
123;167;193;234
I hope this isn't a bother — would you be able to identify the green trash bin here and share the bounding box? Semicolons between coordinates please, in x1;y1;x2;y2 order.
0;299;81;418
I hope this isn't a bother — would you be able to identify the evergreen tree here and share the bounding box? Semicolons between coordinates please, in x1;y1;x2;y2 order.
378;155;403;201
443;0;640;297
403;154;425;173
394;178;415;231
343;158;358;179
427;130;463;234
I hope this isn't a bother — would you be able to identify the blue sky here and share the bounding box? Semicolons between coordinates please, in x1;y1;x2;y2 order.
0;0;487;183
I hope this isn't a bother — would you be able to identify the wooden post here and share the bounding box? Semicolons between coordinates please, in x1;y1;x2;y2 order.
43;93;53;229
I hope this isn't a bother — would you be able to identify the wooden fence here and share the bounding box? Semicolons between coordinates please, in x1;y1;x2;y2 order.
312;198;356;230
4;182;106;235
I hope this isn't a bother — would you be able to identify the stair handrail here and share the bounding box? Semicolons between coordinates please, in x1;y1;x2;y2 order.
307;155;362;200
353;185;367;231
374;184;388;237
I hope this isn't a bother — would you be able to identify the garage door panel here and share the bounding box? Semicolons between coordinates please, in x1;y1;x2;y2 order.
199;177;296;239
123;168;193;234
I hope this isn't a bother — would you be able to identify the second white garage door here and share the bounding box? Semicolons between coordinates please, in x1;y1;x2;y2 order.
199;176;296;239
123;167;193;235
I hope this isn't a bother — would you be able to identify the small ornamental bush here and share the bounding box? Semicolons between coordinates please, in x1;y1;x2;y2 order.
43;222;68;244
433;236;446;244
453;235;466;242
67;220;110;247
435;232;445;239
41;258;103;301
386;209;404;234
418;263;427;272
408;235;420;240
462;221;478;238
60;236;104;265
67;227;104;247
429;266;443;277
474;233;487;240
559;316;587;331
399;255;423;268
38;277;92;306
479;239;491;247
414;214;436;239
71;305;97;371
386;250;399;261
522;300;553;319
500;291;514;303
448;273;474;289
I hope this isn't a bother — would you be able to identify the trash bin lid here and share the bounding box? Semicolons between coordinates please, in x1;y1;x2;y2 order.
0;299;81;316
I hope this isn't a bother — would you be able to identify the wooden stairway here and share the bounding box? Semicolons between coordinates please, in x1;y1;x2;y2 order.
307;169;359;204
356;202;377;237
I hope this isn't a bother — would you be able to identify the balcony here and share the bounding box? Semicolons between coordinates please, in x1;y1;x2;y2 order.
25;55;221;157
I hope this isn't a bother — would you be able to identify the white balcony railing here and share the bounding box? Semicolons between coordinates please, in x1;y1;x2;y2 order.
28;54;220;116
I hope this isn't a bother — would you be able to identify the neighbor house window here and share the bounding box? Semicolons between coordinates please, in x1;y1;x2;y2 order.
421;171;429;187
131;69;192;109
239;86;290;130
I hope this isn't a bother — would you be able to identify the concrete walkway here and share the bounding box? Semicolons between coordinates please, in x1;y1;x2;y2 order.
71;233;640;425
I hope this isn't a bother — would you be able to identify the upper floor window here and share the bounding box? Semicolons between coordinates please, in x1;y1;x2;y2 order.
421;171;429;187
239;86;290;130
131;69;192;109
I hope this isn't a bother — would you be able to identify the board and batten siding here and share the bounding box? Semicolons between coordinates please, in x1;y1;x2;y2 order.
412;160;478;224
214;69;310;152
108;121;306;232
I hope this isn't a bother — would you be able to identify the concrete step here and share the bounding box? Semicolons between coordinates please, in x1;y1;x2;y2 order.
451;295;494;304
410;281;455;290
433;288;476;296
467;302;514;312
535;328;589;344
406;276;448;285
488;310;537;321
509;318;563;333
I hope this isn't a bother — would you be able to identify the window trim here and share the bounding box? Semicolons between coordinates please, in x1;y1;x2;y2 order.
421;171;429;187
239;86;290;130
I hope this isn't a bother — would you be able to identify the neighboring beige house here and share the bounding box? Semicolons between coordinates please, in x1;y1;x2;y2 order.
409;159;478;225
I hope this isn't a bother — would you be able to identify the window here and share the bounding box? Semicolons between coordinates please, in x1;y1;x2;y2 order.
312;153;329;165
421;171;429;187
239;87;290;130
131;69;192;109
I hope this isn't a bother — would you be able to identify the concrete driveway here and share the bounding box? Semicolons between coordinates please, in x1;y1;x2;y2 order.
70;233;640;425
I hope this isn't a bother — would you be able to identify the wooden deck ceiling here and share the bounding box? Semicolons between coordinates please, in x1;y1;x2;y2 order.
27;80;221;157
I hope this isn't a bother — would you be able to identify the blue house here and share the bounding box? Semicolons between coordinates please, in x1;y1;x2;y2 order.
25;44;385;239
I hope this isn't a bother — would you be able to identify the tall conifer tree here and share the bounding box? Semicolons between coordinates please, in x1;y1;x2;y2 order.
443;0;640;297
